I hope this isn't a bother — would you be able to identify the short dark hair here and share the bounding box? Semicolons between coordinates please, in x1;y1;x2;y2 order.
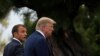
12;24;26;37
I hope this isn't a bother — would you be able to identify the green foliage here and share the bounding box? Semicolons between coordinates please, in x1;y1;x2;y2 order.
0;40;6;54
74;4;100;56
24;13;36;37
0;18;8;27
0;0;12;18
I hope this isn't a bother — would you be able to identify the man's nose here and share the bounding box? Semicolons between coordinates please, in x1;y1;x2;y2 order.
25;32;27;36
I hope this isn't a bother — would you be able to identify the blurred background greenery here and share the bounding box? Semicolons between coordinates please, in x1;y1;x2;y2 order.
0;0;100;56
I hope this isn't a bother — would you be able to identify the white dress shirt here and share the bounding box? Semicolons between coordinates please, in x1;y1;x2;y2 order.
36;30;46;39
13;38;22;45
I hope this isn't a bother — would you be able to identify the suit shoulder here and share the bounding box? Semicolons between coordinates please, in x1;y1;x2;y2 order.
5;40;21;49
25;31;46;45
3;40;22;56
27;31;44;40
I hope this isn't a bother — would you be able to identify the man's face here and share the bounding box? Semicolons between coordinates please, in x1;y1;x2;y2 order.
43;23;54;37
14;26;27;42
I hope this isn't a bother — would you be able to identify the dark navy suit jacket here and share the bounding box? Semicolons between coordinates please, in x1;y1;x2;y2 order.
3;39;23;56
24;31;51;56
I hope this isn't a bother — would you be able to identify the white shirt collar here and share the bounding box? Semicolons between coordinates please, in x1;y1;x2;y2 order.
36;30;46;39
13;38;22;45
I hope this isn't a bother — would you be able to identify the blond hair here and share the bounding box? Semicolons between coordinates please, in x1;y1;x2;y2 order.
35;17;56;30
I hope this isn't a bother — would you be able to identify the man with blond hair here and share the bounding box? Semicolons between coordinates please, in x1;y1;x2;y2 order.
24;17;56;56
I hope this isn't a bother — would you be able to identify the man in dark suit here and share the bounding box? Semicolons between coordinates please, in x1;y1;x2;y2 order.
24;17;56;56
3;24;27;56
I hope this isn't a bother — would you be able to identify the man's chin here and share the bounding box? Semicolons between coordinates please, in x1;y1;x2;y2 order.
21;38;26;42
47;35;52;38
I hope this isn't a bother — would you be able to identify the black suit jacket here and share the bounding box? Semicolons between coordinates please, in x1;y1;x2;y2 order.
3;39;23;56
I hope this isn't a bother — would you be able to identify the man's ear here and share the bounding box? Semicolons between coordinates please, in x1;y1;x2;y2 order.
13;32;17;37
